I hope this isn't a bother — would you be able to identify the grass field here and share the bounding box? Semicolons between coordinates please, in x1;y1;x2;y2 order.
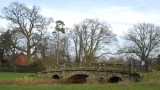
0;72;31;80
0;71;160;90
0;83;160;90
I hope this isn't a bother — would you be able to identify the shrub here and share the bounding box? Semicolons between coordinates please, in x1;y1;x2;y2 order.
28;60;46;73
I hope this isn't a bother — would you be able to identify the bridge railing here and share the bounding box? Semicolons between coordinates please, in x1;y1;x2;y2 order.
49;63;132;73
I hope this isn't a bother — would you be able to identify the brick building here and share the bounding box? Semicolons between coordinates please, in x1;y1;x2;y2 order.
3;52;28;66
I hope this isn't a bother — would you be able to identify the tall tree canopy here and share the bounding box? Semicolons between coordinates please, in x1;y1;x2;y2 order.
1;2;53;61
121;23;160;70
71;19;116;63
53;20;65;65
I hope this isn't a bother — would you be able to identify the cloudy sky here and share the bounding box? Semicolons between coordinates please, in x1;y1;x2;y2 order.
0;0;160;36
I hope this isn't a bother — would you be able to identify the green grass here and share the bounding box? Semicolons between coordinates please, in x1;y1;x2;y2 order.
0;71;160;90
0;72;31;80
0;84;160;90
142;71;160;81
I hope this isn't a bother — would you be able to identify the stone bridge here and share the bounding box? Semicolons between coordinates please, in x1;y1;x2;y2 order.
37;63;141;83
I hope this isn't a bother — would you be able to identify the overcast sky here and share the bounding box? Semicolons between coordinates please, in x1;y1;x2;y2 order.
0;0;160;36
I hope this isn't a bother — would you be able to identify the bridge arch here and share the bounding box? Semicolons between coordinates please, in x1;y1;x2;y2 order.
107;74;124;83
52;72;61;79
107;76;122;83
52;74;60;79
67;71;95;83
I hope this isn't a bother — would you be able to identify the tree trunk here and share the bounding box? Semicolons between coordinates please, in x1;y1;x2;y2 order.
141;60;149;72
0;49;4;65
27;40;31;63
56;32;59;65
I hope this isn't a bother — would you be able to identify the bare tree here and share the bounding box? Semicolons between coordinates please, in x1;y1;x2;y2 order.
71;19;116;63
121;23;160;71
59;35;71;64
36;36;47;59
39;33;56;66
1;2;53;62
71;25;82;63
